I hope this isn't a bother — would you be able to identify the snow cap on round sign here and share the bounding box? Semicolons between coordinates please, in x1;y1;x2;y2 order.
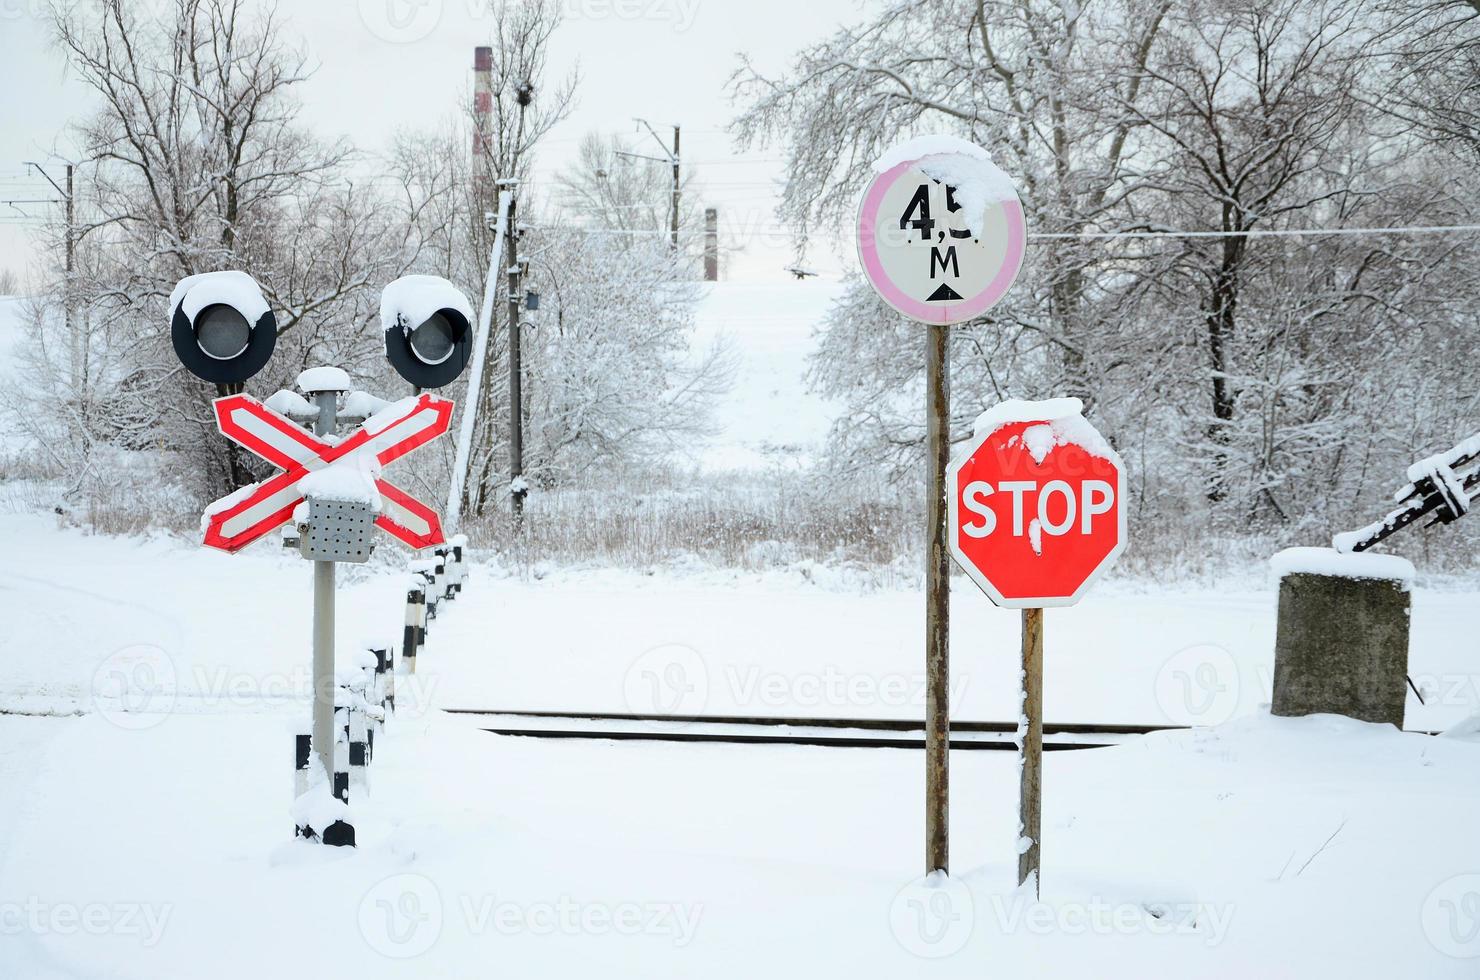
947;397;1127;608
857;135;1027;325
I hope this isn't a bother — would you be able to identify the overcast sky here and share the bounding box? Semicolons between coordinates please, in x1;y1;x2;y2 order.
0;0;872;286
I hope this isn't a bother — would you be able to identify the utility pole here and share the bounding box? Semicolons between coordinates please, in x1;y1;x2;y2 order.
473;47;493;208
65;165;77;396
623;119;680;252
704;207;718;281
445;189;512;532
670;125;681;252
22;162;75;385
507;192;526;521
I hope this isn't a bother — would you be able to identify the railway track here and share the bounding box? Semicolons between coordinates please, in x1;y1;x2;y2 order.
445;709;1193;751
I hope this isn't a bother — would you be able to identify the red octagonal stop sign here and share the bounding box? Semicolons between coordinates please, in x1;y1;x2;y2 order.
947;403;1127;608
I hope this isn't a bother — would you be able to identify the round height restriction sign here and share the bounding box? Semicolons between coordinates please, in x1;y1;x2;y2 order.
858;137;1027;324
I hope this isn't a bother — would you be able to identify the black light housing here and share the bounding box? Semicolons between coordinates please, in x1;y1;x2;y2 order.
169;271;277;385
381;275;474;389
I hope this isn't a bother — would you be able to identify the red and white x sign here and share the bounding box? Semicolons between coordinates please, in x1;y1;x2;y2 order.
202;393;453;553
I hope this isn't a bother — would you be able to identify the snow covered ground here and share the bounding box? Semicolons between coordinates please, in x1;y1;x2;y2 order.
2;282;1480;976
4;511;1477;730
2;513;1480;976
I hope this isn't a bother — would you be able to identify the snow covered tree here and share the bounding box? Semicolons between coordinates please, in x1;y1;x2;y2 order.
733;0;1480;552
21;0;399;512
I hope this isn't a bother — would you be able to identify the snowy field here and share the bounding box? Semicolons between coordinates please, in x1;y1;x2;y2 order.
2;513;1480;976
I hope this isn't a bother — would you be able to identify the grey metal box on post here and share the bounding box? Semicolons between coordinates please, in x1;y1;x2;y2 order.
299;498;376;564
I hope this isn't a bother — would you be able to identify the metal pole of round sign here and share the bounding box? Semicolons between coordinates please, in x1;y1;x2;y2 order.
855;137;1027;878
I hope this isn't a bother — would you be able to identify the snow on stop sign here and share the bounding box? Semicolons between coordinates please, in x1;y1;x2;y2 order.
947;398;1127;608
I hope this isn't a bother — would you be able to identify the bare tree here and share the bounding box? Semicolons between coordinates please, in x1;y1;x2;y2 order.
731;0;1172;403
1121;0;1368;501
1365;0;1480;158
733;0;1480;550
34;0;397;503
553;132;702;243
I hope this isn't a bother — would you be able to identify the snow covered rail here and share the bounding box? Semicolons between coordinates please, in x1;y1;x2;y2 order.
443;710;1226;752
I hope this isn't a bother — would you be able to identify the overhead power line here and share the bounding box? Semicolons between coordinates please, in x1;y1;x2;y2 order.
533;222;1480;241
1033;224;1480;240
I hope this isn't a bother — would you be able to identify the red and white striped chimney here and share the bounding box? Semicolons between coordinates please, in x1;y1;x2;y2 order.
473;46;493;193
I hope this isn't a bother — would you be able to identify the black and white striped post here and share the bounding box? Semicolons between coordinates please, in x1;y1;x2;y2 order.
294;731;312;838
378;642;396;715
419;560;440;623
346;698;369;794
403;579;425;674
371;644;392;730
319;705;355;847
434;547;451;602
450;533;467;596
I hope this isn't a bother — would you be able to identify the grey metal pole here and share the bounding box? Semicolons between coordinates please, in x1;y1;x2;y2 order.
507;194;526;521
311;391;337;784
64;164;76;392
671;125;681;252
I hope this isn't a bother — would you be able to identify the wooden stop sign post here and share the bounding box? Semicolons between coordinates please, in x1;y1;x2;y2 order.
857;136;1027;876
947;400;1127;894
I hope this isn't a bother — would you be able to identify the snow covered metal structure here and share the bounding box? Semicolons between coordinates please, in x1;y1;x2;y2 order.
380;275;475;390
167;269;475;848
168;271;276;385
1334;432;1480;553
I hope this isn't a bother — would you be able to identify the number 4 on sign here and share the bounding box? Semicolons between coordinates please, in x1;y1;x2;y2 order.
899;183;974;243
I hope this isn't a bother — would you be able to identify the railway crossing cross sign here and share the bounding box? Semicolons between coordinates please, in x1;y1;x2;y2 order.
202;393;453;552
